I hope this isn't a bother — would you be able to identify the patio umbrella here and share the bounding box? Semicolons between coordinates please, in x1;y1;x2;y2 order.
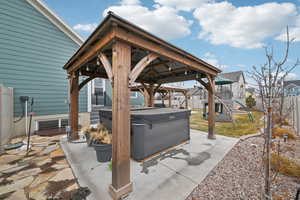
215;77;234;85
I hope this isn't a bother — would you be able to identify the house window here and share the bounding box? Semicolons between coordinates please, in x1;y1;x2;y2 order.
92;78;105;106
130;92;138;98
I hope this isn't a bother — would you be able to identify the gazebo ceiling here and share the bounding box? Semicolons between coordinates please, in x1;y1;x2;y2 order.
64;12;221;84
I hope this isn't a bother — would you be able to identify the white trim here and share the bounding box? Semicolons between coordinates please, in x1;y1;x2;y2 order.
90;78;105;107
25;0;84;45
87;81;92;112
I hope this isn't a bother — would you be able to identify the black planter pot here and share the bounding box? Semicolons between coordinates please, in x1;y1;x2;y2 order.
93;142;112;162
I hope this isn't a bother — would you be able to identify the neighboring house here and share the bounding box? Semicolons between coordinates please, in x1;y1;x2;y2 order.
284;80;300;96
0;0;88;136
89;79;144;124
0;0;145;133
218;71;246;105
188;71;247;109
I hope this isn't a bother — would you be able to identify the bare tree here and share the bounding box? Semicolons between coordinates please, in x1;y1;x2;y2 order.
247;27;299;199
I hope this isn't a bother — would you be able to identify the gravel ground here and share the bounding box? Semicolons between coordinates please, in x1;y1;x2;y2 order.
186;136;300;200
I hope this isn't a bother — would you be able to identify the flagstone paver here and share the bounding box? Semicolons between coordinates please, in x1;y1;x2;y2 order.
7;168;41;181
7;189;27;200
0;176;34;195
0;135;80;200
50;167;74;182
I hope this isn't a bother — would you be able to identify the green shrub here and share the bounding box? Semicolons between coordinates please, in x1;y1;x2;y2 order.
246;95;256;109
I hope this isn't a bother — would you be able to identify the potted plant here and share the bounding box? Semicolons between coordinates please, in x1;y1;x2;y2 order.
81;126;94;146
91;124;112;162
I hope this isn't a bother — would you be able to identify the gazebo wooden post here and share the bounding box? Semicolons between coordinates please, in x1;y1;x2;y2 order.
184;91;188;109
109;41;133;199
70;72;79;140
168;91;172;107
143;89;150;107
207;76;216;139
197;76;216;139
148;84;154;107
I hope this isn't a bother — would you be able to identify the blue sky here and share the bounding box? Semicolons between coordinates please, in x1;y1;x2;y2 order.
44;0;300;87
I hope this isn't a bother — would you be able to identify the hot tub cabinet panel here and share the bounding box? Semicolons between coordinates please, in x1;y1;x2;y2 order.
99;108;191;161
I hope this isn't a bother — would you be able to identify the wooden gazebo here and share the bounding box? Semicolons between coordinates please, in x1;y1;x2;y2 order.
130;84;189;108
63;12;221;199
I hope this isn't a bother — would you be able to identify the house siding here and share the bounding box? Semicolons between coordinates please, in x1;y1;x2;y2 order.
104;80;144;106
0;0;87;116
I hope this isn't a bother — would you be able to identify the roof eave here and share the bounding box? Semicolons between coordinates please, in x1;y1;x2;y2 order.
26;0;84;45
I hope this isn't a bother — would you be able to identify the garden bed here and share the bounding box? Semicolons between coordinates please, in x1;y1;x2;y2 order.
186;136;300;200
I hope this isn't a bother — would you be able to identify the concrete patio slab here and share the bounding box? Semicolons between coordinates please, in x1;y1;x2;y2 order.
60;130;239;200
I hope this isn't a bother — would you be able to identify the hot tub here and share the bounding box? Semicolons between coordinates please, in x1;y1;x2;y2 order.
99;107;191;161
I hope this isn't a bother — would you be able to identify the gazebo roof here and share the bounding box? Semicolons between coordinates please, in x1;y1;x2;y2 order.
64;12;221;84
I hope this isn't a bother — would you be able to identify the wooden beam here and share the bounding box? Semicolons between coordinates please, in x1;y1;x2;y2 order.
98;53;113;82
197;78;210;90
207;77;216;140
129;53;158;84
70;73;79;140
114;27;218;76
156;74;199;84
67;30;114;73
109;41;133;199
80;71;107;78
79;76;95;91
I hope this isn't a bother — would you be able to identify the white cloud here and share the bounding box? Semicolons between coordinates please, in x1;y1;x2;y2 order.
202;52;228;71
275;17;300;42
73;23;97;32
236;64;246;67
154;0;211;11
103;4;192;40
277;72;298;80
120;0;140;5
193;2;298;49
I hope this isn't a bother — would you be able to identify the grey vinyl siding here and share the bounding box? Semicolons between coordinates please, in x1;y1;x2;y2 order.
0;0;87;116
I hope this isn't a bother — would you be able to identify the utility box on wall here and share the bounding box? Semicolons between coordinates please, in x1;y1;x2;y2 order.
0;84;14;150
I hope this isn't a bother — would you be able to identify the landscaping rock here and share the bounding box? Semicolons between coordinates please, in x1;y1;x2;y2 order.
30;171;57;188
0;164;17;172
36;158;52;167
50;148;65;158
56;159;68;165
29;181;48;200
0;155;22;165
50;168;74;182
7;189;27;200
0;176;34;195
8;168;41;181
39;144;58;156
52;164;68;170
66;183;79;191
2;164;29;174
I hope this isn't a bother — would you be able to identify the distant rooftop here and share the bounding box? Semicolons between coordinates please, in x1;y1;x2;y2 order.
284;80;300;87
219;71;244;82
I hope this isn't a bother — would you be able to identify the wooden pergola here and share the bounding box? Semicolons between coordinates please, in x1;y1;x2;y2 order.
130;84;189;108
63;12;221;199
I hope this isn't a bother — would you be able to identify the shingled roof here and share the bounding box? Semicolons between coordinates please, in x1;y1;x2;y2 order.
219;71;244;83
284;80;300;87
